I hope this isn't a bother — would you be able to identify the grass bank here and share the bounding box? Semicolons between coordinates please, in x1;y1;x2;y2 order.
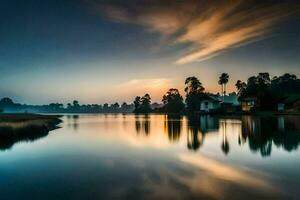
0;114;62;150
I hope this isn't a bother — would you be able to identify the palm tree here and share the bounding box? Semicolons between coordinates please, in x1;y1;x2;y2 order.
218;73;229;101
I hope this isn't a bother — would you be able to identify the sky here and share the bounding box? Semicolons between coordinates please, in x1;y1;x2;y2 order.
0;0;299;104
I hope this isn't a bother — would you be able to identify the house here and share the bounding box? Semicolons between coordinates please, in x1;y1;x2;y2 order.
277;95;300;112
199;94;221;113
240;97;258;112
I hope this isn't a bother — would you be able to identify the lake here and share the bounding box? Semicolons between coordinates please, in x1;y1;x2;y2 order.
0;114;300;200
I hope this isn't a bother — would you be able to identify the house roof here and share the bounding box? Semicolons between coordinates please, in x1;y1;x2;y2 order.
200;94;221;102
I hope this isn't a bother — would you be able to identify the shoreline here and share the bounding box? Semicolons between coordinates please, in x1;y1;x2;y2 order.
0;114;62;150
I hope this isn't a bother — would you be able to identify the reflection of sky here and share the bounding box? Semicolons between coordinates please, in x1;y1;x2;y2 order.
0;114;300;199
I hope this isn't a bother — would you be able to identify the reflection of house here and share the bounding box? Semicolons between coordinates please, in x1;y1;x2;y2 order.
199;116;219;133
240;97;257;112
199;95;221;113
278;95;300;112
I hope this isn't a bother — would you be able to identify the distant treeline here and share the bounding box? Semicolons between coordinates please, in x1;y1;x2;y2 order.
0;99;137;113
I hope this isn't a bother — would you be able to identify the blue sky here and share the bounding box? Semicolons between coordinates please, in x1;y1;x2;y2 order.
0;0;299;104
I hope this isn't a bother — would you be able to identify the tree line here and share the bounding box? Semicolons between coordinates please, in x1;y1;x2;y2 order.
0;98;135;113
1;73;299;114
134;72;300;113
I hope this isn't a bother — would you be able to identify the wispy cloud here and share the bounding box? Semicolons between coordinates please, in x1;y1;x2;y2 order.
89;0;299;64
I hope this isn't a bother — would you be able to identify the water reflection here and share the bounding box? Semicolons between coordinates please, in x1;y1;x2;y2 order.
164;115;182;142
1;114;300;156
240;116;300;156
66;115;79;131
135;114;150;135
132;114;300;156
186;115;219;151
1;114;300;199
220;121;230;155
0;125;58;151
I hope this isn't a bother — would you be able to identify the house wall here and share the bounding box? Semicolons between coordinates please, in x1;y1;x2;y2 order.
200;101;220;112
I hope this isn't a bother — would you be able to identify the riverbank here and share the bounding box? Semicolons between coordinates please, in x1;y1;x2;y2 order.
0;114;62;150
0;113;62;128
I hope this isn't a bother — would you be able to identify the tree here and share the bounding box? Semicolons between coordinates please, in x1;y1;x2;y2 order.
218;73;229;101
133;96;141;111
67;103;72;109
162;88;185;113
271;73;300;96
238;73;275;110
111;102;120;112
134;94;152;113
103;103;109;112
184;77;204;94
184;77;205;112
140;94;151;112
73;100;79;107
235;80;247;97
0;97;19;112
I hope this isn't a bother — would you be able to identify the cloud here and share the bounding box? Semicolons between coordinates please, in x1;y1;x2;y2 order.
116;78;171;101
89;0;299;64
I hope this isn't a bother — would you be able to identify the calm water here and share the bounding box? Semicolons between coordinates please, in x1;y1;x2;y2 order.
0;114;300;200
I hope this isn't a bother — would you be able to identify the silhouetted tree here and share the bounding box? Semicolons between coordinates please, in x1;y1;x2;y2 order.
103;103;109;112
162;88;184;113
184;77;205;112
218;73;229;101
271;73;300;96
238;73;274;110
111;102;120;112
235;80;247;97
134;94;152;113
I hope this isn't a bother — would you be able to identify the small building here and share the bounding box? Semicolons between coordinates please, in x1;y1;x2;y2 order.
240;97;257;112
199;95;221;113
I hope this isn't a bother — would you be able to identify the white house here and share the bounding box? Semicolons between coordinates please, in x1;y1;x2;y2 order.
200;95;221;112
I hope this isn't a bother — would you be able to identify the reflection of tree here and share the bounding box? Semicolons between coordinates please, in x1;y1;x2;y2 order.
143;115;150;135
187;127;203;151
221;121;230;155
241;116;300;156
134;114;150;135
72;115;79;131
186;115;219;151
164;115;182;142
186;115;204;151
135;115;141;134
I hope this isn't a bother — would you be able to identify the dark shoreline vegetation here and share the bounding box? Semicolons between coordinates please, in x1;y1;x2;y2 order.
0;73;299;115
0;114;62;150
